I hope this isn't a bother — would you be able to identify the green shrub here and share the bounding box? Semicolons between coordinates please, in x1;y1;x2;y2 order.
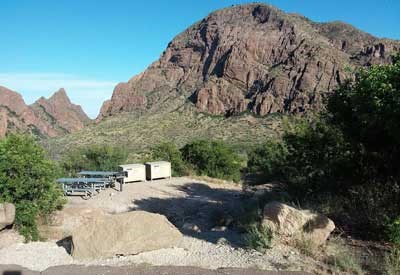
61;144;128;175
181;140;242;182
247;139;288;180
388;218;400;246
244;224;273;252
0;134;65;240
150;142;188;176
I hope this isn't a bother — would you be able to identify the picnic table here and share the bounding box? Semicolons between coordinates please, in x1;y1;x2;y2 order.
78;171;125;191
57;177;113;199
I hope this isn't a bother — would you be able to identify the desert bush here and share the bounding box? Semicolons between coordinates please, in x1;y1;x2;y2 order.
61;144;128;175
247;139;288;180
0;134;65;240
181;140;242;182
150;142;188;176
388;218;400;245
244;224;273;252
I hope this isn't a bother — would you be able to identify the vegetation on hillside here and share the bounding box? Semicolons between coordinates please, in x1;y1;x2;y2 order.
0;134;65;240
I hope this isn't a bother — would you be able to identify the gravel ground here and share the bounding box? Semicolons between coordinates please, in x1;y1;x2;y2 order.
80;236;315;272
0;242;73;271
0;177;324;273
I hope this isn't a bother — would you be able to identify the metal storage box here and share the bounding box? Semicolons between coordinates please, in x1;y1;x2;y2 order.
145;161;171;181
119;164;146;183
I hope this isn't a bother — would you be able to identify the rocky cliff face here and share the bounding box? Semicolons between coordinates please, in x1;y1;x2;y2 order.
0;86;91;137
98;3;400;119
31;88;91;134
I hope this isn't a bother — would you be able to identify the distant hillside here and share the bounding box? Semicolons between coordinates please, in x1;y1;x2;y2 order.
0;86;91;137
98;3;399;119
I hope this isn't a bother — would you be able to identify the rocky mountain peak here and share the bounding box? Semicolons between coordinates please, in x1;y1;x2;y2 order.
0;86;91;137
98;3;400;119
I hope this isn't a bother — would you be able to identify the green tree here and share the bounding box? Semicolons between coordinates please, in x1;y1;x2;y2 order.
181;140;242;182
150;142;188;176
0;134;65;240
61;145;128;175
328;57;400;179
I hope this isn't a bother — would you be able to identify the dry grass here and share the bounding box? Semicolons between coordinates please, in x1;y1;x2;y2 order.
324;237;365;275
385;246;400;275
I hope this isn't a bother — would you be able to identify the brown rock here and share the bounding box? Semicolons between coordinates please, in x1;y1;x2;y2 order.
0;203;16;230
0;86;91;137
98;3;400;119
31;88;91;134
262;201;335;246
71;211;182;259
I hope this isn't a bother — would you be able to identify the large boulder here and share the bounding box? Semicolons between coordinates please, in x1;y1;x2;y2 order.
38;207;106;241
71;211;182;259
0;203;16;230
262;201;335;246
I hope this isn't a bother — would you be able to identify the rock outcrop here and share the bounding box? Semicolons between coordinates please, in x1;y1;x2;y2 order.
31;88;91;134
0;203;16;230
0;86;91;137
71;211;182;259
262;201;335;246
98;3;400;119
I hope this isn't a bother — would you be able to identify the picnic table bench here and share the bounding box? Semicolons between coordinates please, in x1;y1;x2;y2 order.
57;177;113;199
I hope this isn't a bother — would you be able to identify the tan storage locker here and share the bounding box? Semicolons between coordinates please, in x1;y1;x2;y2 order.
145;161;171;181
119;164;146;183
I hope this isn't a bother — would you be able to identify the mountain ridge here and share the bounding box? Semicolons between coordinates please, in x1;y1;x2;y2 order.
97;3;399;120
0;86;91;137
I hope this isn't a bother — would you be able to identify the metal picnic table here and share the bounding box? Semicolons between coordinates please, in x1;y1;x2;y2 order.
78;171;125;191
57;177;113;199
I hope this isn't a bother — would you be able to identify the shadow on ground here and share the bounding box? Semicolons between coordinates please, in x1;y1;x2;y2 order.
129;182;249;246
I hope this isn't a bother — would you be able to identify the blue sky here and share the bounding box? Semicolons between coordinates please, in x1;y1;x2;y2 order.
1;0;399;118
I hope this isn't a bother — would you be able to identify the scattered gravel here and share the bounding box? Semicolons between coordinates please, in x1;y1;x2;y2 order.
0;242;73;271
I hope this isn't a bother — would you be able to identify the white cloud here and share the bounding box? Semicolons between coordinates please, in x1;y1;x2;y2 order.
0;73;118;118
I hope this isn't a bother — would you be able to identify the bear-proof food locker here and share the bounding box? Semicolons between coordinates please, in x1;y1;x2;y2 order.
119;164;146;183
145;161;171;181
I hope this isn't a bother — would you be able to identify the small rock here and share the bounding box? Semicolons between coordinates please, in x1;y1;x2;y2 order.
182;222;201;233
211;226;227;232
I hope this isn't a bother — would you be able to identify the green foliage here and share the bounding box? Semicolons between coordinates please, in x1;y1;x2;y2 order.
247;139;288;180
150;142;188;176
282;119;355;197
61;145;128;176
388;218;400;246
181;140;242;182
244;224;273;252
0;134;65;240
